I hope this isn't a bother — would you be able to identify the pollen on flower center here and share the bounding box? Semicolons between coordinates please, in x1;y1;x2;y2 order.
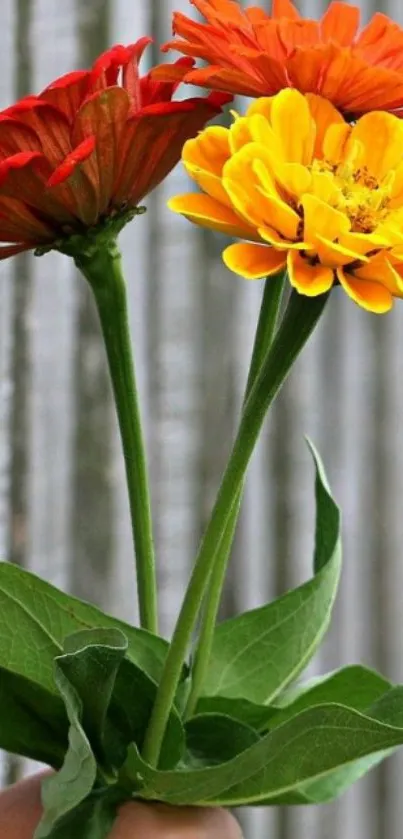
310;160;392;234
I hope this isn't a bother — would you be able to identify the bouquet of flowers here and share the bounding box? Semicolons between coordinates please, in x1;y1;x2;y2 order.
2;1;403;837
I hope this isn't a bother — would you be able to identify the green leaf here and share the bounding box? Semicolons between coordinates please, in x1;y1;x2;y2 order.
56;628;128;767
184;714;259;768
195;696;274;731
110;657;185;771
265;665;392;730
0;563;171;694
201;441;341;704
0;667;67;766
34;665;97;838
126;701;403;806
34;790;122;839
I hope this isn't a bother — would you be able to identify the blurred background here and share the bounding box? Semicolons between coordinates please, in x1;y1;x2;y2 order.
1;0;403;837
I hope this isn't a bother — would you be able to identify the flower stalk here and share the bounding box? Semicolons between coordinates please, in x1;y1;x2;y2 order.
142;288;329;767
184;270;286;719
75;236;158;635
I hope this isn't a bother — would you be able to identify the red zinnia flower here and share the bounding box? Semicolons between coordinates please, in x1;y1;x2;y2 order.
155;0;403;117
0;37;230;260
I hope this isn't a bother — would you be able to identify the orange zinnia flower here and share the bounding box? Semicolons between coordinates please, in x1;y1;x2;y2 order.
156;0;403;117
0;38;230;260
169;89;403;314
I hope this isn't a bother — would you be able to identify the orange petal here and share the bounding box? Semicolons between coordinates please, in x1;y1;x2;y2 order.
272;0;301;19
337;268;393;313
168;192;258;239
287;250;334;295
223;242;286;279
320;2;360;45
306;93;345;159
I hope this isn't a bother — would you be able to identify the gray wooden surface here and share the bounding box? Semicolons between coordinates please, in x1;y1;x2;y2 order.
1;1;403;837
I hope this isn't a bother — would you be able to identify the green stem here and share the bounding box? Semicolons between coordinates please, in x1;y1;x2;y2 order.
142;289;329;766
184;271;286;719
76;239;158;634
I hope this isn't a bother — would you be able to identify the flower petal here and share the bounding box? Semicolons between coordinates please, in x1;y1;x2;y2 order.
223;242;286;279
349;111;403;180
301;194;350;246
270;88;315;165
287;250;334;296
168;192;258;239
337;267;393;313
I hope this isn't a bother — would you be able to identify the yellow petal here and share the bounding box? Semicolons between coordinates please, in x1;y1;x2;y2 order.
259;226;312;250
246;97;273;122
314;234;369;267
184;163;231;207
229;116;254;154
287;250;334;296
275;162;311;199
301;194;350;246
337;268;393;313
322;123;352;166
306;93;345;159
182;127;230;175
354;251;403;296
339;231;389;256
349;112;403;180
310;170;340;204
223;243;286;279
168;193;258;239
389;162;403;207
270;89;315;165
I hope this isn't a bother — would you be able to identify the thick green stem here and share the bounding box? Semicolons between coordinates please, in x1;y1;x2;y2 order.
76;240;158;634
184;272;286;719
142;289;329;766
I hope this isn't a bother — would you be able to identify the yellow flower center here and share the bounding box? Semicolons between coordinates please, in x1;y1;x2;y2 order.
310;159;392;234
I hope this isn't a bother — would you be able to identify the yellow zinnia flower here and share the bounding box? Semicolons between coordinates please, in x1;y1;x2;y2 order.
169;88;403;313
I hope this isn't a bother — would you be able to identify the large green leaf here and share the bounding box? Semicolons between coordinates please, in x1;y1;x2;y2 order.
126;701;403;806
109;657;185;771
0;563;170;694
265;665;392;730
0;668;67;766
33;793;122;839
196;666;391;735
184;714;259;768
56;628;128;767
201;442;341;704
34;664;98;838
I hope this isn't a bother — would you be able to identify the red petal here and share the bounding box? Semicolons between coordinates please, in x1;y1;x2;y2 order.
0;101;71;165
0;196;55;242
0;118;42;160
0;244;32;260
90;38;152;90
71;87;130;215
140;58;195;106
0;151;75;224
114;96;230;206
40;70;91;122
47;135;96;186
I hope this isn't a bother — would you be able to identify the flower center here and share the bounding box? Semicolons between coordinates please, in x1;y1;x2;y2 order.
311;160;392;234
